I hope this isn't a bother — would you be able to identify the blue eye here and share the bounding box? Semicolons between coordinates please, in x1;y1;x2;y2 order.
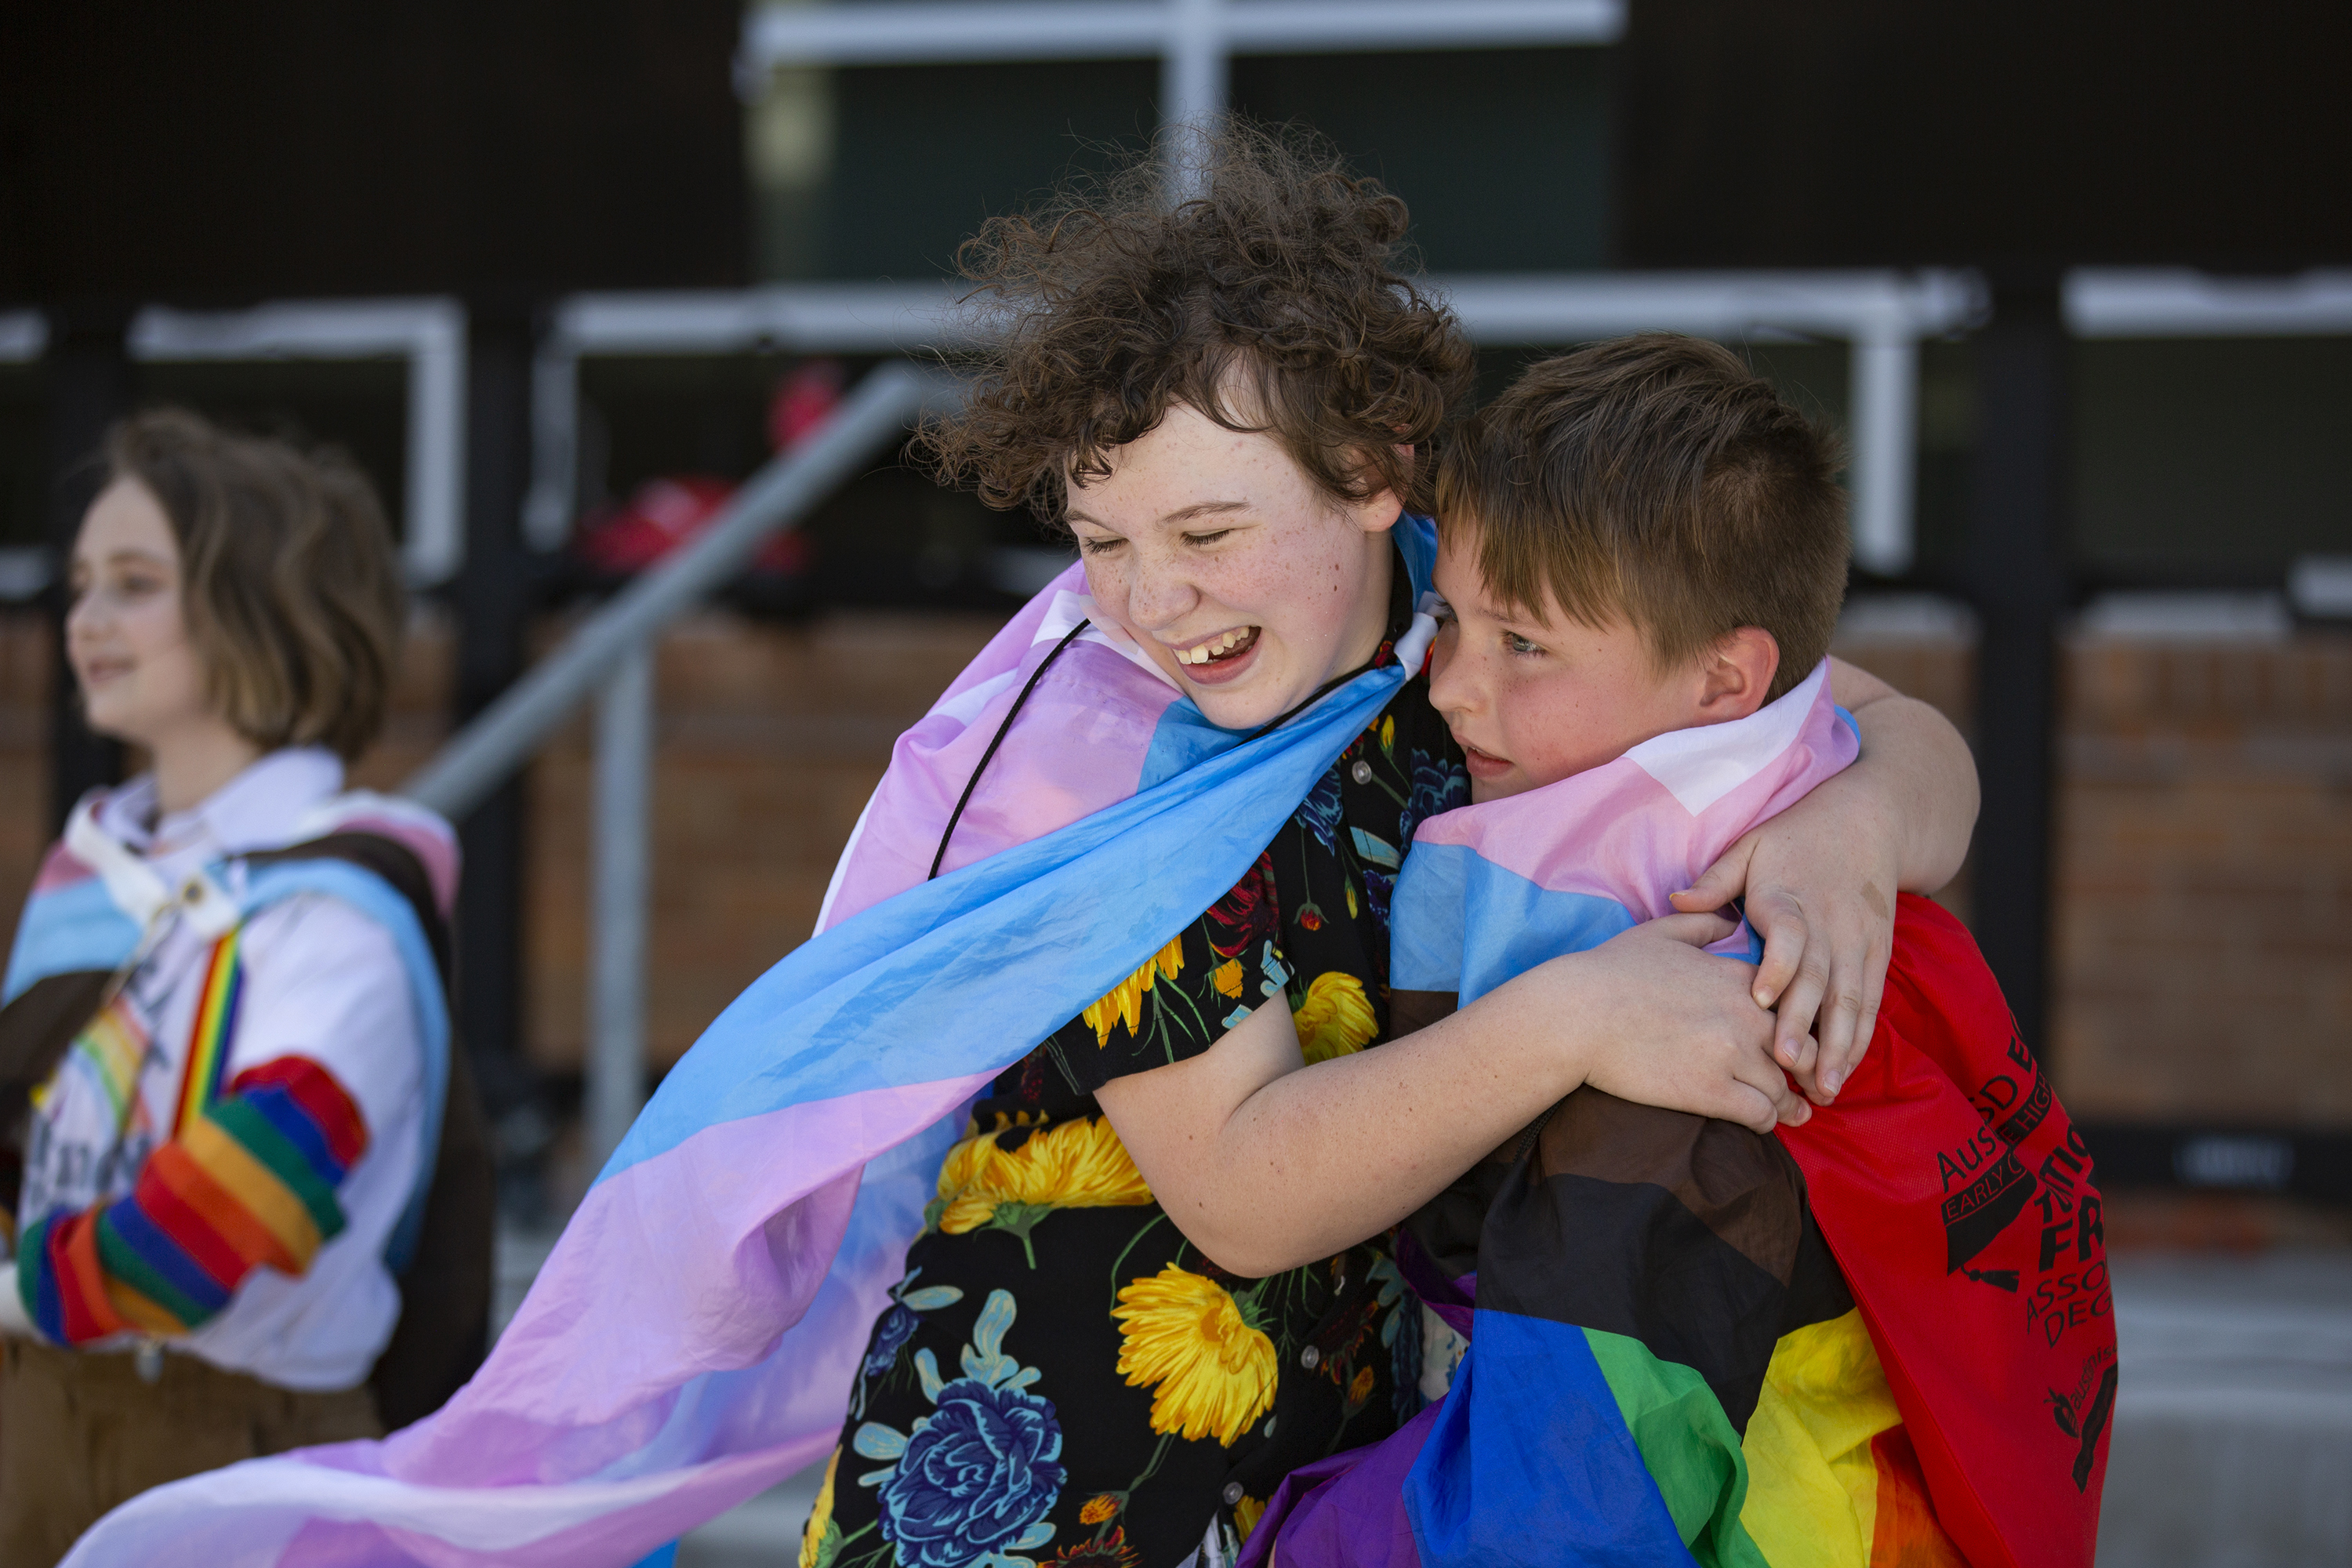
1505;633;1543;656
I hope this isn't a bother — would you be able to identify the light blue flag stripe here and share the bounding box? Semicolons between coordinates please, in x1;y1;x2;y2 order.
610;659;1412;1182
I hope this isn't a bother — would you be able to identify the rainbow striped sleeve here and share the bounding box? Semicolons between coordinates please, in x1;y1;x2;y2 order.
15;1056;370;1344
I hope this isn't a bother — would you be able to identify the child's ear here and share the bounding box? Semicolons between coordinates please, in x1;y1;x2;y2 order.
1695;628;1780;722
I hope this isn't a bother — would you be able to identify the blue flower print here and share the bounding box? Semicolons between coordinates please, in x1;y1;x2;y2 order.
1298;771;1344;854
1399;751;1468;848
866;1306;917;1379
854;1289;1063;1568
1362;867;1395;931
880;1381;1064;1567
1370;1254;1424;1423
853;1269;964;1417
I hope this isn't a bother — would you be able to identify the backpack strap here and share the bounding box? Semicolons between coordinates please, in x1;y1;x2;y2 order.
235;830;492;1429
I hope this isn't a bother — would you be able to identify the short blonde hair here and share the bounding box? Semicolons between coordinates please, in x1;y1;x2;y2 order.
107;408;406;761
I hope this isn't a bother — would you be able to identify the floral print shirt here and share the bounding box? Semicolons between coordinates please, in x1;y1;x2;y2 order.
808;575;1468;1568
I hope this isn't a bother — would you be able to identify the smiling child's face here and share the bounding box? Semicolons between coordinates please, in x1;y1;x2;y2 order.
1065;401;1403;733
1428;524;1754;802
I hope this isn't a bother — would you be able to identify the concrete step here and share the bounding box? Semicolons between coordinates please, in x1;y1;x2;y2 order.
2100;1252;2352;1568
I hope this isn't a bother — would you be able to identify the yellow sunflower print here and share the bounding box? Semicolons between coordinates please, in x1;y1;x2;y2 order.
797;1446;839;1568
1291;971;1377;1063
929;1116;1154;1264
1112;1264;1278;1446
1083;936;1187;1046
1233;1493;1268;1541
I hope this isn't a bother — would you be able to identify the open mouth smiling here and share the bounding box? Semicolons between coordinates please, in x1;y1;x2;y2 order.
1170;626;1261;666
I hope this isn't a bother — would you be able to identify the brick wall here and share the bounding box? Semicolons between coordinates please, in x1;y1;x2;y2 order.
2053;635;2352;1125
0;619;52;916
1829;623;2352;1128
4;608;2347;1132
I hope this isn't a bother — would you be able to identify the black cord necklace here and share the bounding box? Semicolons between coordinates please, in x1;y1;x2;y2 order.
929;619;1092;880
1239;651;1383;745
927;623;1390;880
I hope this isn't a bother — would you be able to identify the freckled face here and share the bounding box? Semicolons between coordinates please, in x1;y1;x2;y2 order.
66;478;215;750
1067;403;1402;731
1426;527;1700;802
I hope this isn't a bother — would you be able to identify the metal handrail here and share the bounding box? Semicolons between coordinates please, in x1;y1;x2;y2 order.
402;361;954;822
400;361;958;1166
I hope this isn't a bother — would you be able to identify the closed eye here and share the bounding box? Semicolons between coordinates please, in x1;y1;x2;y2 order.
1182;528;1236;547
1076;535;1125;557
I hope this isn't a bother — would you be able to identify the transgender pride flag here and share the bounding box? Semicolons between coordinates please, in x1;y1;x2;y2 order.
63;530;1442;1566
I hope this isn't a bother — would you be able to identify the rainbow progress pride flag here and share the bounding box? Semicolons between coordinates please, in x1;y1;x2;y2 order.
1244;663;2114;1568
64;526;1443;1567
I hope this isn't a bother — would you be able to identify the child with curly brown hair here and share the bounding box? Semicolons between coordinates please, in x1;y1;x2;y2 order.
802;127;1981;1568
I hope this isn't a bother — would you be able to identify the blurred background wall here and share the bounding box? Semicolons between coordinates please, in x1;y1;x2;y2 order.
3;13;2352;1555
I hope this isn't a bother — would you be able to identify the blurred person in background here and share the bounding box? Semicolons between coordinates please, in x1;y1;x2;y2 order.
0;411;488;1566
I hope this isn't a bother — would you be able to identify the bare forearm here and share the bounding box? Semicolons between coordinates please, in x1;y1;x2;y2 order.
1101;915;1795;1277
1145;989;1592;1276
1830;659;1978;893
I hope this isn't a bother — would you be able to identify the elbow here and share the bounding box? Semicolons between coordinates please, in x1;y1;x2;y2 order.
1917;750;1981;895
1161;1214;1305;1282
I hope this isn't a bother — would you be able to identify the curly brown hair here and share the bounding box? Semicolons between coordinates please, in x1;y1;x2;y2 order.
919;122;1475;524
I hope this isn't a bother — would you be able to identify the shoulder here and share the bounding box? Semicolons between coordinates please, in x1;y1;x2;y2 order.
238;892;412;989
283;793;460;921
230;893;426;1104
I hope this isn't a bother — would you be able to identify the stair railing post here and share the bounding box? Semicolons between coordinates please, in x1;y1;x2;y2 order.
586;642;654;1174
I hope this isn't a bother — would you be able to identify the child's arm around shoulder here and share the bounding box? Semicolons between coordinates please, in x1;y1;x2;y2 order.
1671;657;1979;1105
1097;911;1806;1278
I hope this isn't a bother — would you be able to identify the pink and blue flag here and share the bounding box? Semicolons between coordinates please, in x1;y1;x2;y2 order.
62;524;1443;1566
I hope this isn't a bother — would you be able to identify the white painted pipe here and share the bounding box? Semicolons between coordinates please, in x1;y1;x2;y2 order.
1848;330;1918;576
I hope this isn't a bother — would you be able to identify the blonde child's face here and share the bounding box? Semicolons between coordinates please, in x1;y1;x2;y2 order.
1428;527;1777;802
67;479;214;752
1067;401;1402;732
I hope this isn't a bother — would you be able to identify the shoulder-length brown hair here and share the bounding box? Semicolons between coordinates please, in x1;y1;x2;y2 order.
106;408;406;762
